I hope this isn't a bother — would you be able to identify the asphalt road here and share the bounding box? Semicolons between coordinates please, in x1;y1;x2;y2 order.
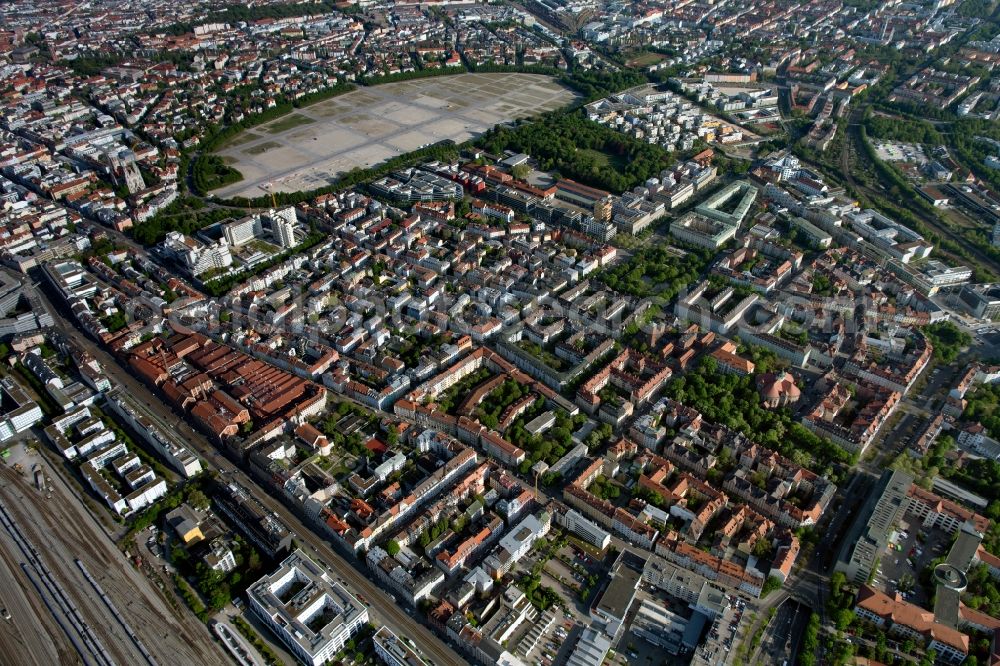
34;280;467;666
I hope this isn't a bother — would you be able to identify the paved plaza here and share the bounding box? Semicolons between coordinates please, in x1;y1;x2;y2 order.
213;72;577;197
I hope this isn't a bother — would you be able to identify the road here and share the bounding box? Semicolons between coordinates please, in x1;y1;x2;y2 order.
741;464;875;664
760;599;805;665
33;279;467;666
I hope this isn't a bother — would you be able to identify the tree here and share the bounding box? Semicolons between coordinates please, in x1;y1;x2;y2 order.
923;321;971;363
833;608;854;631
760;576;783;597
541;472;562;487
666;362;854;473
386;424;399;447
386;540;401;557
798;612;820;666
209;585;231;610
752;537;773;558
187;489;210;511
598;243;712;301
585;423;614;450
829;571;847;607
478;107;675;194
510;164;530;181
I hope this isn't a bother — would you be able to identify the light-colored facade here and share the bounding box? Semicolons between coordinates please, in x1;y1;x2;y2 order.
248;549;369;666
557;507;611;550
272;208;298;248
373;627;432;666
835;470;913;584
0;375;42;440
223;215;264;247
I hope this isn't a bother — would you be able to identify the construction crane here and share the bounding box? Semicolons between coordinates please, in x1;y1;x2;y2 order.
259;183;277;209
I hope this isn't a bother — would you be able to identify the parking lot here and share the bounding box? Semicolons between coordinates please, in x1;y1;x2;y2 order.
627;626;692;666
615;577;748;666
877;412;919;460
873;516;951;605
623;587;703;666
691;594;747;666
919;364;958;408
536;543;606;617
980;328;1000;346
515;612;576;666
874;141;928;165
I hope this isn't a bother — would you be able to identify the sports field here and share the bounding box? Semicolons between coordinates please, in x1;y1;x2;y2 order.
212;72;577;197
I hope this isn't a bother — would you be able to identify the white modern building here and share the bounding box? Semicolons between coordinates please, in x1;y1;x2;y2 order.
0;375;43;441
105;387;203;477
161;231;232;277
125;477;168;512
205;538;237;573
557;508;611;550
271;207;298;248
222;208;297;248
44;260;99;300
248;549;369;666
565;627;612;666
223;215;264;247
845;209;933;264
498;512;551;562
372;627;432;666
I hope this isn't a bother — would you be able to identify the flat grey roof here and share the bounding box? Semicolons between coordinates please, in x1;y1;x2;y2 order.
594;551;643;621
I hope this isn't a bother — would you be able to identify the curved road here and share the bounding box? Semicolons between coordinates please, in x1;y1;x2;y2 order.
832;103;998;279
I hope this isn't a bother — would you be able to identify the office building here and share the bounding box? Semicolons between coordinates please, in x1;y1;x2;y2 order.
835;470;912;584
0;375;42;441
248;549;369;666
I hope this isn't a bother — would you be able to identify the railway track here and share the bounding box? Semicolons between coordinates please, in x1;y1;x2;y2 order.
0;455;224;665
0;499;116;666
837;105;999;278
76;559;159;666
34;285;467;666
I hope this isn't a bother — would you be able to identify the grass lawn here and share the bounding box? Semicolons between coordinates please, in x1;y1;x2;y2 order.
626;51;666;68
577;147;627;171
244;141;282;156
265;113;315;134
217;131;261;150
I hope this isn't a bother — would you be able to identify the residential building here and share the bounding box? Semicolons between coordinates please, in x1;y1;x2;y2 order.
372;627;432;666
855;585;969;664
555;506;611;550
